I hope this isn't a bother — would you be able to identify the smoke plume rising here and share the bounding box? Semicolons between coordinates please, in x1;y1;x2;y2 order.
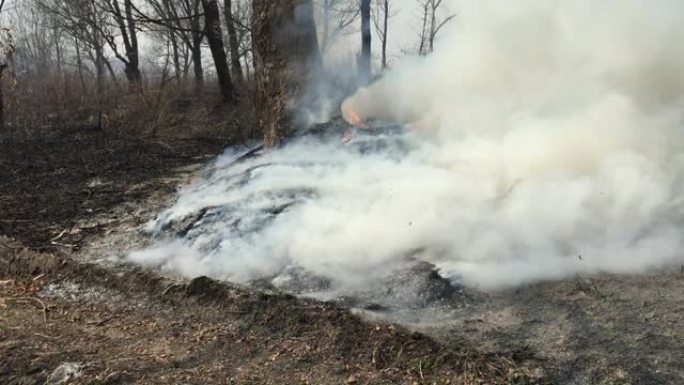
130;0;684;291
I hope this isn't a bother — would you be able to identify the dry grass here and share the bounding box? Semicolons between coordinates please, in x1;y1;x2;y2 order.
0;239;548;385
0;70;257;142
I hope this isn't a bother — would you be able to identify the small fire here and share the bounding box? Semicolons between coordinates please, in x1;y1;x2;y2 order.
341;100;369;129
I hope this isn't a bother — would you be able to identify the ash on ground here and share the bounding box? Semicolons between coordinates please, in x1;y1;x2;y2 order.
136;119;478;312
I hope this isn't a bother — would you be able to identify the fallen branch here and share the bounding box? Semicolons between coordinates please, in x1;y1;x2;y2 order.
34;332;57;340
49;229;68;242
51;241;77;249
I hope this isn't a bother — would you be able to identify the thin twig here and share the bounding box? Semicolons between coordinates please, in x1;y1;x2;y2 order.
50;241;76;249
9;296;50;327
49;229;68;242
86;317;114;326
34;332;57;340
419;360;425;381
0;241;22;250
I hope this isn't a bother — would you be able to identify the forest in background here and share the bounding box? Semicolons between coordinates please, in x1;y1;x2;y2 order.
0;0;454;144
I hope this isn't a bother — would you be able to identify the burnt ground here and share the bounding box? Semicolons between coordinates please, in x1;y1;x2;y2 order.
0;130;544;385
0;240;543;385
1;128;683;384
0;129;230;250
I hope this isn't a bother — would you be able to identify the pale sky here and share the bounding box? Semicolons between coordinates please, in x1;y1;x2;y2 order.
324;0;459;69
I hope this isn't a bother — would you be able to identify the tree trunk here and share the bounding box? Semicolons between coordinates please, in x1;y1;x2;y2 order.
104;57;118;83
183;44;191;78
381;0;388;69
418;1;429;55
223;0;243;84
53;28;63;74
94;43;105;98
191;32;204;90
74;39;87;94
124;63;141;85
429;0;436;53
201;0;235;102
321;0;331;51
170;31;182;81
252;0;321;148
110;0;142;87
123;0;141;85
359;0;371;84
0;64;6;131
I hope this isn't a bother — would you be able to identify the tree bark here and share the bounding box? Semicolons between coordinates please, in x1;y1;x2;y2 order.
123;0;141;84
191;30;204;90
201;0;234;102
74;39;87;94
418;1;428;55
429;0;436;53
104;57;118;83
0;64;6;131
359;0;371;84
223;0;243;84
381;0;388;69
321;0;330;51
108;0;142;87
252;0;321;148
93;42;105;98
170;30;182;81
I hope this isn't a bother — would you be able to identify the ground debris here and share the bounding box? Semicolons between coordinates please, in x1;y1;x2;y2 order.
45;363;83;385
0;130;228;250
0;240;548;385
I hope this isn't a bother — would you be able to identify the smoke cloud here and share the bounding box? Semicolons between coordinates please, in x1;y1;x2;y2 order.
130;0;684;291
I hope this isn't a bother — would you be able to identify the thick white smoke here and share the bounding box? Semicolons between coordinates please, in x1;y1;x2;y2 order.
131;0;684;290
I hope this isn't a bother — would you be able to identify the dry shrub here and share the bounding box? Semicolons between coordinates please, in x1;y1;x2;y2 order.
0;67;258;143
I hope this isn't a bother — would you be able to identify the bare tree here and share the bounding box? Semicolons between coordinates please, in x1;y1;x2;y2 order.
317;0;358;52
134;0;206;87
223;0;243;84
232;0;252;77
13;7;60;75
417;0;455;55
138;0;186;81
101;0;142;86
359;0;371;83
36;0;116;97
0;29;11;130
371;0;394;70
201;0;234;101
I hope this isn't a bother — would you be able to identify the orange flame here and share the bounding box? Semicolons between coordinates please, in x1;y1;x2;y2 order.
342;102;369;129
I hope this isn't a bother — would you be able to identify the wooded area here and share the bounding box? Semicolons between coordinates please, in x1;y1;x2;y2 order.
3;2;683;385
0;0;454;146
